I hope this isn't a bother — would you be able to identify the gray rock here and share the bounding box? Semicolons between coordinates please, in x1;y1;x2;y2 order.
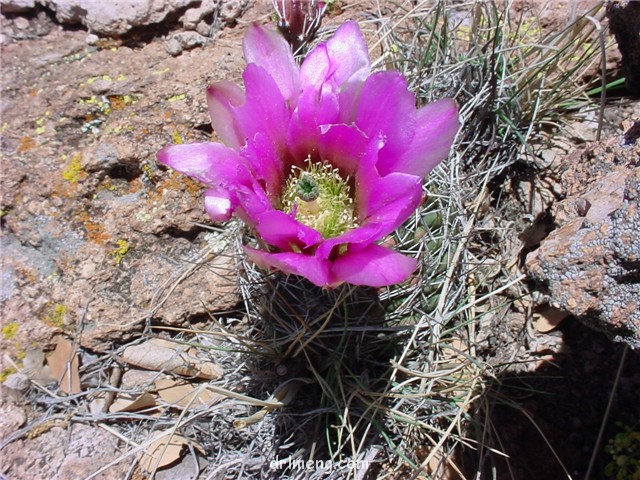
42;0;199;35
165;35;183;56
218;0;250;24
196;19;213;37
2;373;31;398
526;122;640;349
165;30;207;55
181;0;218;30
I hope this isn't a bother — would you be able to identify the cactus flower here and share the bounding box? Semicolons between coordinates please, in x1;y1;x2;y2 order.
157;21;459;288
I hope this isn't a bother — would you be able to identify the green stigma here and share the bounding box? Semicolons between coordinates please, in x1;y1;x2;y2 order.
297;174;319;201
281;159;356;239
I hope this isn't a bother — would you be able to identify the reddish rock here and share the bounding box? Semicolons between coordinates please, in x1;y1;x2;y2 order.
526;122;640;349
0;8;247;358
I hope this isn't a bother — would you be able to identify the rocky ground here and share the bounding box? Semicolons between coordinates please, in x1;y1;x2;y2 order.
1;1;639;479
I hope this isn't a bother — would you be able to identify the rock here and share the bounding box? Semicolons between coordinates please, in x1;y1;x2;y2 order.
165;30;209;55
0;0;36;13
607;1;640;95
181;0;218;30
0;402;26;440
196;19;213;37
13;16;29;30
34;0;252;36
42;0;199;35
218;0;251;24
526;122;640;349
165;35;184;56
2;373;31;399
0;423;129;479
165;30;207;56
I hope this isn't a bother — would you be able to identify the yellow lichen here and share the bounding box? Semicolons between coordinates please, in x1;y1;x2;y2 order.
2;322;19;339
140;162;156;183
44;304;67;328
35;117;46;135
172;130;184;145
168;94;186;102
79;95;111;114
62;153;86;183
112;239;130;264
0;367;17;383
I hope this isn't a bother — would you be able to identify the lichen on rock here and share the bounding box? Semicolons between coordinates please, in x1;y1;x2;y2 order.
526;122;640;349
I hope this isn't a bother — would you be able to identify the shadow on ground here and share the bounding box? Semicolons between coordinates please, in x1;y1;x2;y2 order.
459;318;640;480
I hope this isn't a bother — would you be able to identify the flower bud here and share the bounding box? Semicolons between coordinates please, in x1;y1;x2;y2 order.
272;0;326;52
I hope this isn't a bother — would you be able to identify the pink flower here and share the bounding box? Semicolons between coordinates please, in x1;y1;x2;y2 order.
157;21;459;288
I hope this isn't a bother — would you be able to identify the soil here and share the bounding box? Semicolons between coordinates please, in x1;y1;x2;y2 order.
1;1;639;479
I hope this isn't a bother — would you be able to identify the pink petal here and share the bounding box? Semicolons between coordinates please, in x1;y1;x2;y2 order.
354;71;417;173
255;210;323;250
242;132;284;200
317;123;368;176
358;171;423;227
331;244;417;287
157;142;272;224
206;81;246;149
299;43;332;91
157;142;251;187
236;64;291;154
381;98;459;177
287;45;340;163
204;188;234;222
243;23;300;105
233;187;272;226
315;222;384;260
244;247;332;287
349;135;423;236
319;20;370;88
287;21;370;163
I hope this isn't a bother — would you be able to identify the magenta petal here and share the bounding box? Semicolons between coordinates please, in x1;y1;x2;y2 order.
298;21;369;90
382;98;459;177
243;23;300;104
236;64;290;153
287;46;341;162
244;247;331;287
354;71;417;171
255;210;323;250
331;244;417;287
315;222;384;260
206;81;246;149
204;188;234;222
359;172;423;228
156;142;251;187
317;124;368;176
299;43;332;91
243;132;284;200
320;20;370;87
351;135;423;235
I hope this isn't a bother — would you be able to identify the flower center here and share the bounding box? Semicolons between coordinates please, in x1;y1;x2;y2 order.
281;158;356;239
